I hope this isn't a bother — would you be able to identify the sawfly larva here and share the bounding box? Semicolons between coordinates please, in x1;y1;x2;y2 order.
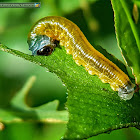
27;16;135;100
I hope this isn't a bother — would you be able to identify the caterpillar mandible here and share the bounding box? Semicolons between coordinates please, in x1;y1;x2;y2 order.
27;16;135;100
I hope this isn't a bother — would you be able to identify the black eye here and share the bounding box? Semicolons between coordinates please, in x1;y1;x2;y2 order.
53;40;59;46
37;46;53;56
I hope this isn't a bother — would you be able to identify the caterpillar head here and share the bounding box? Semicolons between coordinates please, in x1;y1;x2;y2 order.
118;82;135;100
28;35;58;56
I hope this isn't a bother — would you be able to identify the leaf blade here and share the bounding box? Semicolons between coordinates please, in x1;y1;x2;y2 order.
111;0;140;84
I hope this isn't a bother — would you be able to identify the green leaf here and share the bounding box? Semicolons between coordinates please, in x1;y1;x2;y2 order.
0;43;140;139
0;75;68;123
111;0;140;84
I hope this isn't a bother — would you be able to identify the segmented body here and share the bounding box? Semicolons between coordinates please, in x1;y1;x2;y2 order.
28;16;135;100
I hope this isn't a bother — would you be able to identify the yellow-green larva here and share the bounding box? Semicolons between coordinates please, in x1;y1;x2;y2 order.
27;16;135;100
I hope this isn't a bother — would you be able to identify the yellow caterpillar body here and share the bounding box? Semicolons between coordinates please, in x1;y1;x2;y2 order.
28;16;135;100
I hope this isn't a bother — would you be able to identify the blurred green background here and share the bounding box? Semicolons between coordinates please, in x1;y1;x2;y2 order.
0;0;140;139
